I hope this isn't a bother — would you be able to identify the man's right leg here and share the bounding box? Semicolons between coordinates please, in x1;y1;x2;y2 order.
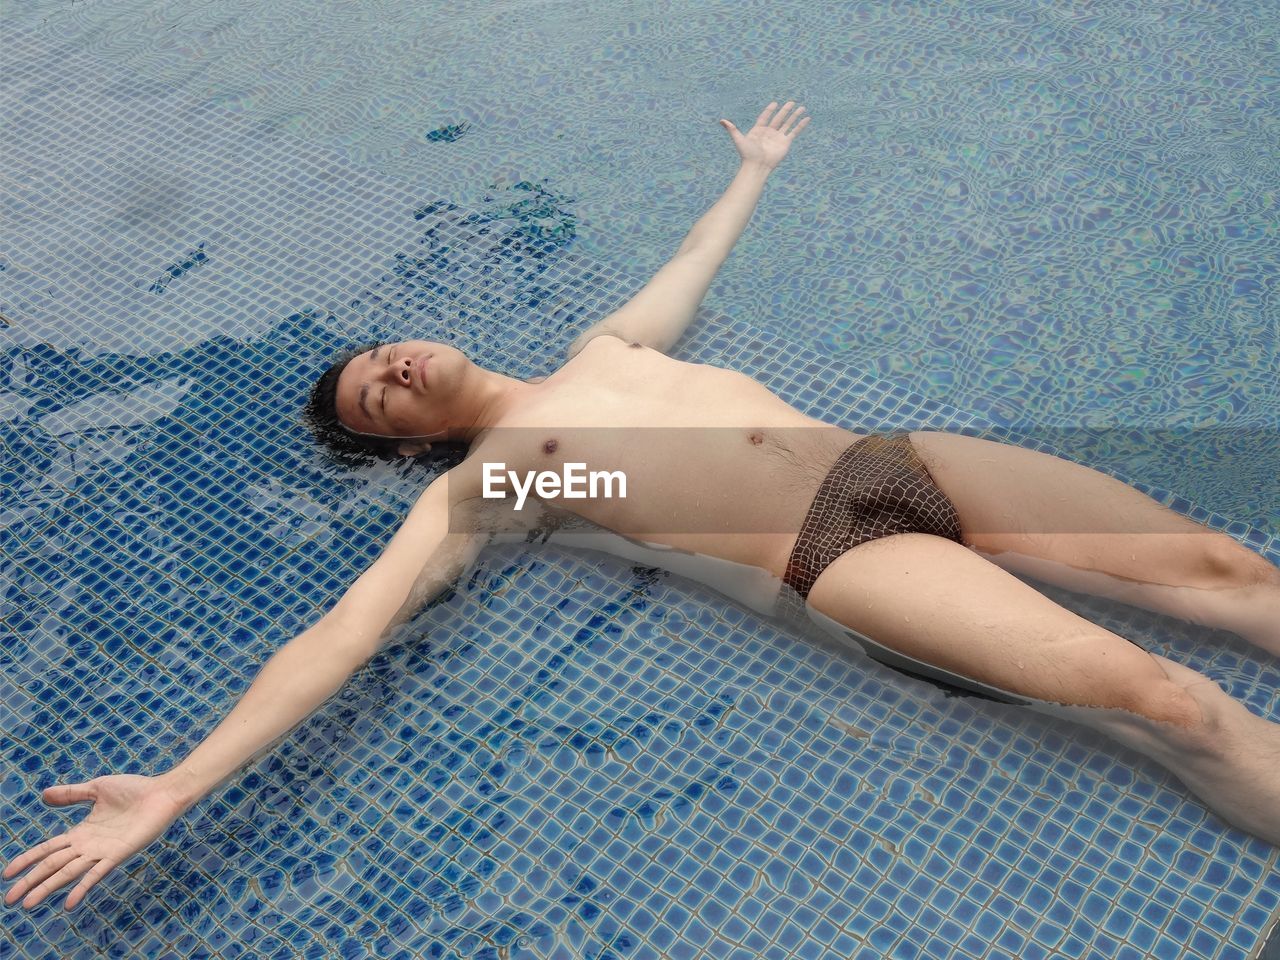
803;532;1280;846
1041;653;1280;846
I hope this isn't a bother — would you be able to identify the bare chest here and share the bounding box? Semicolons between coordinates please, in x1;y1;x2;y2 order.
470;338;859;573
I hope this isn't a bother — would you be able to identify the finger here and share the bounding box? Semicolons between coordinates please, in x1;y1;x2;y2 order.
22;854;93;909
780;106;807;135
7;846;79;906
42;782;96;806
65;859;114;912
769;101;797;129
3;834;72;881
753;101;778;128
786;115;812;138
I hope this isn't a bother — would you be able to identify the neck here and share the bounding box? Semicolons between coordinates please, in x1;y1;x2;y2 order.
451;368;534;444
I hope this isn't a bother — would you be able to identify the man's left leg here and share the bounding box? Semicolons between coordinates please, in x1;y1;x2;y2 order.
907;429;1280;655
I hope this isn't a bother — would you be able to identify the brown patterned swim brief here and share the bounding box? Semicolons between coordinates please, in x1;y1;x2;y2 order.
782;432;966;600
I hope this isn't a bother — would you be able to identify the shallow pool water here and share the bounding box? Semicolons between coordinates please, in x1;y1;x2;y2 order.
3;2;1278;958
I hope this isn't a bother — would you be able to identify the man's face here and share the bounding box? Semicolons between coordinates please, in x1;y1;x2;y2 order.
334;339;460;444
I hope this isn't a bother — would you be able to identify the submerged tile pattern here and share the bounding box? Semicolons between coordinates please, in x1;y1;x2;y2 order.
3;13;1280;960
7;0;1278;535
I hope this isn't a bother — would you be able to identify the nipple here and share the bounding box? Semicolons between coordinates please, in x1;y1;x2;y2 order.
629;341;644;349
543;438;559;454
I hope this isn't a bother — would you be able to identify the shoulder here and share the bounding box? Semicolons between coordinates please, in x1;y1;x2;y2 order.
440;432;542;503
437;449;495;505
565;327;630;361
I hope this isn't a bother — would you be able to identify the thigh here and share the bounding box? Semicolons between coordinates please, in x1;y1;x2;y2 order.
805;532;1183;715
907;429;1272;592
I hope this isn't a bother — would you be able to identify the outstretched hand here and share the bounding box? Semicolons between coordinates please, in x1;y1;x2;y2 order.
3;774;188;911
719;101;811;170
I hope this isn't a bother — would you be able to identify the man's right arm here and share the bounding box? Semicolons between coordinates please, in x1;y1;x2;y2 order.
3;462;499;912
158;464;487;810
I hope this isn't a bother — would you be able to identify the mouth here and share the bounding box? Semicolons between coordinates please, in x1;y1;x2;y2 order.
415;354;430;389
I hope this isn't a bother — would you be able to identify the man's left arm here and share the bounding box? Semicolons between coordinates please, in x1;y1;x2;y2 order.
568;102;811;357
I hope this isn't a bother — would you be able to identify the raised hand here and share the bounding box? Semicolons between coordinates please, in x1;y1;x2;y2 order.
719;100;812;170
3;774;189;911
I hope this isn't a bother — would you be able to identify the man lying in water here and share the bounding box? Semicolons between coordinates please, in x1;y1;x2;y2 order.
6;101;1280;913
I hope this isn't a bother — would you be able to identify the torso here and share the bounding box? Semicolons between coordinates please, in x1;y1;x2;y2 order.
466;336;863;581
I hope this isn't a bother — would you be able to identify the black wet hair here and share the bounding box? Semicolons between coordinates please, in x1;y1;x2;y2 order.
302;341;468;470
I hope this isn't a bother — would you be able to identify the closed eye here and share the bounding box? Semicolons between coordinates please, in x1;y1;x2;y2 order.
380;345;395;416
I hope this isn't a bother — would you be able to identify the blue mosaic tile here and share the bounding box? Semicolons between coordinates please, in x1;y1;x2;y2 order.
4;6;1280;960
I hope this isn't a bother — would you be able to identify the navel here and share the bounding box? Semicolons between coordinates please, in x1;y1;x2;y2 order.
543;438;559;454
748;431;764;446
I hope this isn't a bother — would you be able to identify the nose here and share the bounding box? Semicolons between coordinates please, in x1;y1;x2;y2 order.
384;355;414;387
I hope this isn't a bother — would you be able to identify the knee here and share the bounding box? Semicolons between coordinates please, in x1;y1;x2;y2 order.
1119;679;1224;758
1048;657;1236;763
1129;680;1202;728
1201;534;1280;590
